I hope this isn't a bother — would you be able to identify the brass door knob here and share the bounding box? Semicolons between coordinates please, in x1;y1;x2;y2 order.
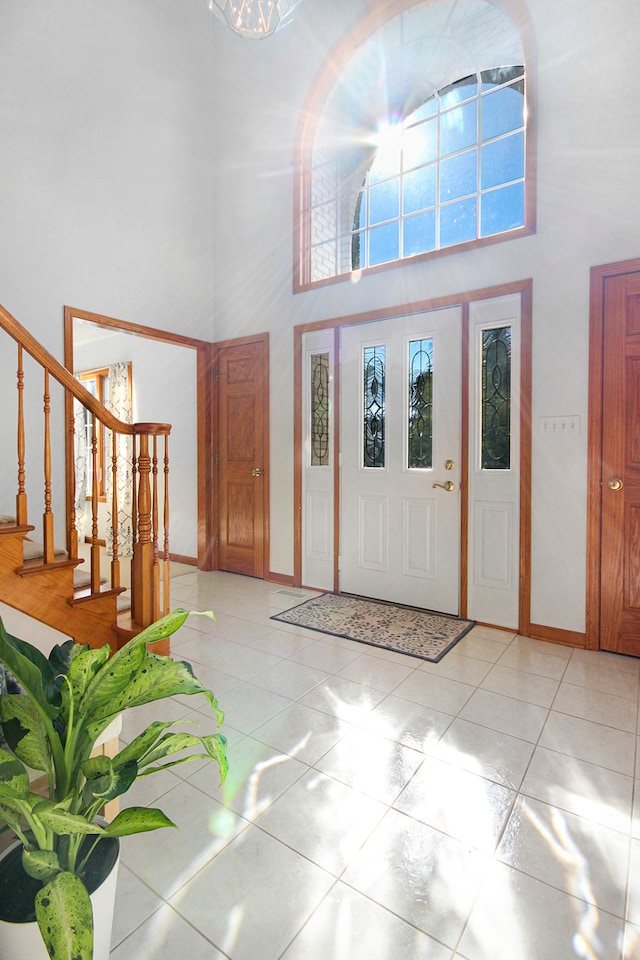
251;467;263;477
608;477;623;491
433;480;455;492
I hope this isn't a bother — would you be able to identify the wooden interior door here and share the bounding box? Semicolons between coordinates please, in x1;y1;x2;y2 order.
217;336;269;578
600;272;640;654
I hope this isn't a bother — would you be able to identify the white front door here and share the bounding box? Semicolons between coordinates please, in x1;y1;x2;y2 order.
340;308;462;613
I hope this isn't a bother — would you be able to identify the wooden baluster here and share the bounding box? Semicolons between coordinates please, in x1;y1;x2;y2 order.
16;344;27;526
132;432;153;626
110;430;121;591
67;397;78;561
163;436;170;615
130;438;138;615
42;370;54;563
131;444;138;544
152;436;160;621
90;413;101;592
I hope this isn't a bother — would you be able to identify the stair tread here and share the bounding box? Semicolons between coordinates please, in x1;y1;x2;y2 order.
71;584;126;605
73;569;107;589
18;556;82;576
0;522;34;537
23;539;68;561
117;592;132;612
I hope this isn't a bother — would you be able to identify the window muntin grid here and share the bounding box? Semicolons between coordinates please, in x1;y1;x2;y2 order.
307;66;525;282
353;68;524;270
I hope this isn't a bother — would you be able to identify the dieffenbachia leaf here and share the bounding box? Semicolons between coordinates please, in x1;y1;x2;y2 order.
0;746;29;796
36;803;107;838
95;654;219;717
0;693;51;771
81;755;138;804
0;620;59;718
102;805;176;837
36;871;93;960
138;732;228;782
68;643;111;705
22;847;61;881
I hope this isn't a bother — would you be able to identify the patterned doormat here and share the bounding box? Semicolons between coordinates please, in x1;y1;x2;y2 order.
271;593;475;663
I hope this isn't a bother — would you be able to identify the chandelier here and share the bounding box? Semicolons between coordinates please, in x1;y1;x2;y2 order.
207;0;303;39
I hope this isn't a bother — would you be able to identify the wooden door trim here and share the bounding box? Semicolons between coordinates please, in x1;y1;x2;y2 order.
460;302;470;620
586;256;640;649
213;332;270;579
293;279;532;636
64;306;215;570
332;326;341;593
519;281;533;638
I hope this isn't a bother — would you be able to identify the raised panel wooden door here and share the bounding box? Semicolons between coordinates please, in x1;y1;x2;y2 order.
217;338;268;578
601;273;640;654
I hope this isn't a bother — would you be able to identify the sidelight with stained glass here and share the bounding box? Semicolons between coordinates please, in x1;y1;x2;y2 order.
310;353;330;466
363;345;385;467
408;339;433;469
482;326;511;469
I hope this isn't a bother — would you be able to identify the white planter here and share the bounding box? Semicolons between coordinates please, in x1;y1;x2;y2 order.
0;840;120;960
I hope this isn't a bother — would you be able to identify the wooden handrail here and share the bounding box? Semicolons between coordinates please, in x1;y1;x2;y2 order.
0;303;173;641
0;305;170;437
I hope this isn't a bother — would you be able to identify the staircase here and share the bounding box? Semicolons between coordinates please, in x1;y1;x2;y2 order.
0;305;173;655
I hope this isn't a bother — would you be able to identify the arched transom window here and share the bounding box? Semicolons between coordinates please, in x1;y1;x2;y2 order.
298;0;531;289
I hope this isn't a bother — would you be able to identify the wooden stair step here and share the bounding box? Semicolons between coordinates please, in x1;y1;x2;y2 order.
0;522;34;538
71;584;125;606
22;539;68;561
117;592;131;613
73;569;107;589
18;556;82;577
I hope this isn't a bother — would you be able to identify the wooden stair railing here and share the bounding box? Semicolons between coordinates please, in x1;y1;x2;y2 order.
0;304;172;650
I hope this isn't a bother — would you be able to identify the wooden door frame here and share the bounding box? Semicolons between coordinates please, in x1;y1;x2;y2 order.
586;256;640;650
212;332;270;579
293;279;532;636
64;306;216;569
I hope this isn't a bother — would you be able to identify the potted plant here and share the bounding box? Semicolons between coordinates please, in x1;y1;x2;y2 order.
0;608;228;960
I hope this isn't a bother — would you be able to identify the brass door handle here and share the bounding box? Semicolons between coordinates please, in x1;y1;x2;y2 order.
251;468;263;477
433;480;455;492
608;477;623;491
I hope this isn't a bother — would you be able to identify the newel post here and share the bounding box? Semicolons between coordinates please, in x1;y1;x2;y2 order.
131;424;171;627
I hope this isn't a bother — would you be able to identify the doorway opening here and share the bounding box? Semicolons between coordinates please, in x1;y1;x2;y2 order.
64;306;215;568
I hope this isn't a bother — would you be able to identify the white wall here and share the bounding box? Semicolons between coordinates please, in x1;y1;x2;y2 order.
207;0;640;634
0;0;214;534
74;328;198;559
2;0;639;634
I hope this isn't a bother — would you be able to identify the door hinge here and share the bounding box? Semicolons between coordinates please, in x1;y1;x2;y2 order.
215;535;220;547
215;368;219;382
215;452;219;465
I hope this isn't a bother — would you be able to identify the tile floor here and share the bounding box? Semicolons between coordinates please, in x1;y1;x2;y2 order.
109;571;640;960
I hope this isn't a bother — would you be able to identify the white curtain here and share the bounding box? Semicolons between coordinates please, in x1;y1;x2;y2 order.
105;362;134;557
74;391;89;533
